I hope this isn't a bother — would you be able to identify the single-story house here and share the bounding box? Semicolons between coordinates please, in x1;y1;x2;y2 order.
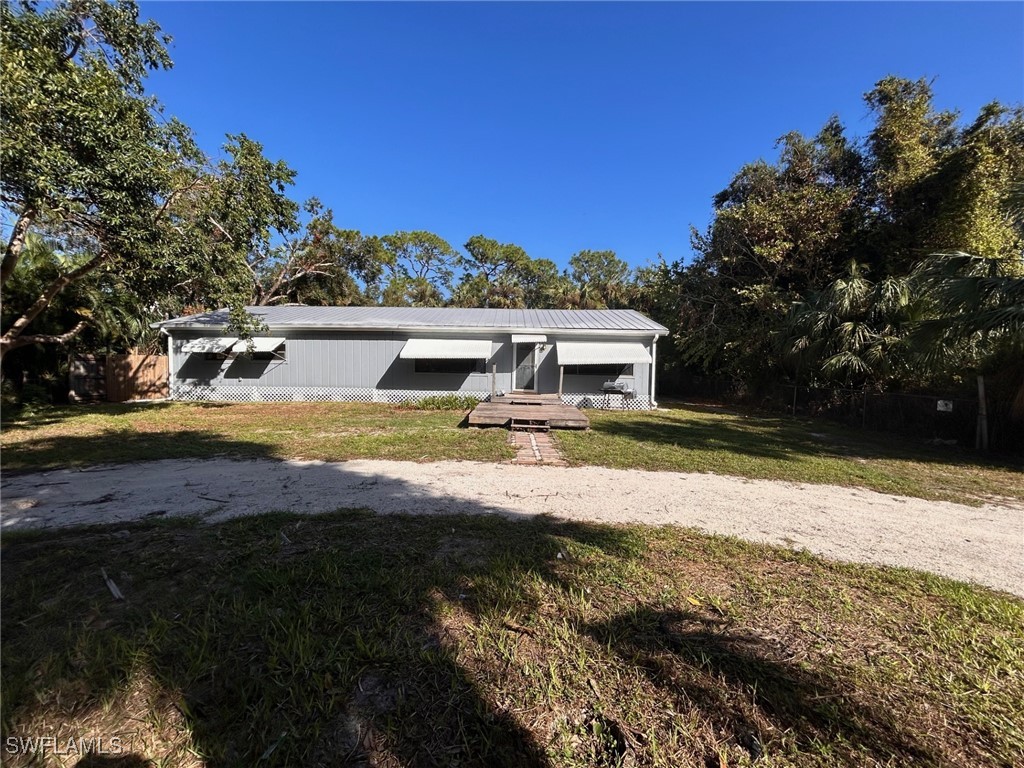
155;306;668;409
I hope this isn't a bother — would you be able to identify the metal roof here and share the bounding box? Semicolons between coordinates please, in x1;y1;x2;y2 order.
156;306;667;335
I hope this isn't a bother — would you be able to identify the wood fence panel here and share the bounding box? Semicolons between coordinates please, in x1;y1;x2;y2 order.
105;354;168;402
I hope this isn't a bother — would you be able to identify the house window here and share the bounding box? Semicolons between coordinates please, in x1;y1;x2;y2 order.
414;358;484;374
564;364;634;377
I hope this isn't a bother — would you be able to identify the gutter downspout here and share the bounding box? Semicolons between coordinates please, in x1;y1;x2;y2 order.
650;334;659;409
162;329;174;401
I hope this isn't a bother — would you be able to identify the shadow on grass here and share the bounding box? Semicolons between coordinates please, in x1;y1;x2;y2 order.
0;428;285;475
585;608;936;764
0;401;229;430
0;436;639;767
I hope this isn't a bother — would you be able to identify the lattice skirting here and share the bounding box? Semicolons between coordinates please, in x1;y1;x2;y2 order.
560;392;652;410
170;383;653;410
170;385;488;404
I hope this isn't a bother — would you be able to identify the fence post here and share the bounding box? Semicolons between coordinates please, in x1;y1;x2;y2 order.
976;375;989;451
862;389;867;429
791;384;798;418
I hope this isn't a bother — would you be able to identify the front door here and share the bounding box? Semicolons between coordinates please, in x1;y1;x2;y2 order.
514;342;537;392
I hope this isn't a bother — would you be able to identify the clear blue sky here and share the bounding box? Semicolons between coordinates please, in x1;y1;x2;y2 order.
140;1;1023;271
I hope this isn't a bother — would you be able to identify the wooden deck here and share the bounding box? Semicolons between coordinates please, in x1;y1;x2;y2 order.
467;393;590;430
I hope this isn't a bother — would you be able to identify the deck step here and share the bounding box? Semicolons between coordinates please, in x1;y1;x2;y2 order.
510;418;550;432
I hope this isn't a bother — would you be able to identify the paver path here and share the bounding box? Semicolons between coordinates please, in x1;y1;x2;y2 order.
2;458;1021;596
508;430;566;465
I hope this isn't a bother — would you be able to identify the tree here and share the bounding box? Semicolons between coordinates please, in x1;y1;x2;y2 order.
517;257;561;308
248;198;385;306
380;231;459;306
0;2;302;358
782;262;925;390
863;78;1024;273
453;235;531;308
566;250;633;309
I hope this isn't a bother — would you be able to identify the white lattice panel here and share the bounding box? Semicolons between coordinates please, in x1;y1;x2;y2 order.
170;383;654;410
560;393;652;410
171;384;490;405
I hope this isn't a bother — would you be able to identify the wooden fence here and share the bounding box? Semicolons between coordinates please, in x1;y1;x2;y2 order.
69;353;168;402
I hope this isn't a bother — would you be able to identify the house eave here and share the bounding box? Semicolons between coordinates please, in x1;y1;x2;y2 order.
158;323;667;337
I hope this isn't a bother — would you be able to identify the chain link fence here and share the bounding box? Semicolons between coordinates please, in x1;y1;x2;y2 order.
665;373;1022;453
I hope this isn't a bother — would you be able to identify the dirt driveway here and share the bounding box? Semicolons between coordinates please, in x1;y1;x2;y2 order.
2;458;1021;596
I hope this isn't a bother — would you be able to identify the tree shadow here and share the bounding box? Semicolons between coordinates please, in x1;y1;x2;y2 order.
1;427;284;477
583;607;938;765
1;443;642;766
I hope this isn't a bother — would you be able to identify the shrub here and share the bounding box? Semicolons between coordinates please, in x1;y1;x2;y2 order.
414;394;480;411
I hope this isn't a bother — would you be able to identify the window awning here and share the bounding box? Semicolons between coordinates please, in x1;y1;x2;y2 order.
511;334;547;344
181;336;238;354
556;341;652;365
231;337;286;354
399;338;493;359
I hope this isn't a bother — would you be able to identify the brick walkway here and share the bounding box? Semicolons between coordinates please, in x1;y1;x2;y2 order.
508;430;567;466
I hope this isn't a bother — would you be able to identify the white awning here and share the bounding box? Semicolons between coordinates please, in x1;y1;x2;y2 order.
511;334;547;344
556;341;652;365
231;337;286;354
181;336;238;354
399;338;493;359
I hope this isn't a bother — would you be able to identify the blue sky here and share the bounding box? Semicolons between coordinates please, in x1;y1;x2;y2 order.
140;2;1024;271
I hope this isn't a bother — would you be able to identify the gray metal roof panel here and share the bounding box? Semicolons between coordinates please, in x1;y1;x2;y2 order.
156;306;667;334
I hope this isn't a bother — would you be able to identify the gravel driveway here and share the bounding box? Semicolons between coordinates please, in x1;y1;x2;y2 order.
2;458;1021;596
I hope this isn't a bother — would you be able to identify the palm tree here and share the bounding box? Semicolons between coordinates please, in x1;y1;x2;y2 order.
782;261;924;389
912;251;1024;339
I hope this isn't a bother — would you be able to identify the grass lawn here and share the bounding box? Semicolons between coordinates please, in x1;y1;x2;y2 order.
0;401;515;470
558;403;1024;506
2;513;1021;767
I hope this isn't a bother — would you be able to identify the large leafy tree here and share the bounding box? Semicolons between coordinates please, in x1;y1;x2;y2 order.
0;1;300;359
565;249;633;309
865;77;1023;273
452;235;531;308
649;76;1024;395
379;231;459;307
669;120;866;382
247;198;385;307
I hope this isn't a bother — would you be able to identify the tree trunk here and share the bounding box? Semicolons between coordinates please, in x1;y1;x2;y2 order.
1;206;37;287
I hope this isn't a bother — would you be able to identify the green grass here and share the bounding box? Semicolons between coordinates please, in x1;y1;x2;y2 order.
2;513;1021;767
558;403;1024;506
0;401;515;470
